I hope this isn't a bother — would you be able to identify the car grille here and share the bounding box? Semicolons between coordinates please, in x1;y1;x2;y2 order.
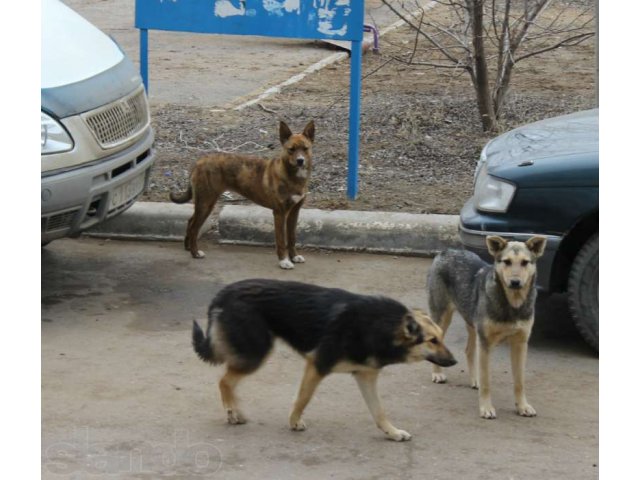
42;209;79;232
82;86;150;149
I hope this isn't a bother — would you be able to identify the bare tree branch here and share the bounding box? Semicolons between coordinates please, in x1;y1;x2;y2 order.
408;8;426;64
381;0;462;65
515;32;595;63
383;0;595;132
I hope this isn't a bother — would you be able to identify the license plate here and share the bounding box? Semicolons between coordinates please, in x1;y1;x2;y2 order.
110;173;145;209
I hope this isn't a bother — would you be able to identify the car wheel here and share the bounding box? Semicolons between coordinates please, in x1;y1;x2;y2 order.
567;234;598;352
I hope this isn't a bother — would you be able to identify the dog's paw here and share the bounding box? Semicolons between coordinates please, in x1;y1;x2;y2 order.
479;405;497;419
291;255;305;264
516;403;537;417
226;410;247;425
192;250;206;259
289;417;307;431
385;429;412;442
431;372;447;384
470;379;479;390
279;258;295;270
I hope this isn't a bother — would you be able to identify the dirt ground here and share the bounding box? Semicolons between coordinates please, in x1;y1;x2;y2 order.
142;3;597;214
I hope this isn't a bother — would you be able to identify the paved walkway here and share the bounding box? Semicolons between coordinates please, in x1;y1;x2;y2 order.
64;0;434;107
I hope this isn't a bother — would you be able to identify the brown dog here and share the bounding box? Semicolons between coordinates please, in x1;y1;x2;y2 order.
170;121;314;269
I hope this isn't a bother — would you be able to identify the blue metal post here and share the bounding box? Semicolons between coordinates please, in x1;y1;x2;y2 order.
347;40;362;200
140;28;149;92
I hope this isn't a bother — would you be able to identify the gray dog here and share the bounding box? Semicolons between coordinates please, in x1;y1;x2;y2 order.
427;236;546;419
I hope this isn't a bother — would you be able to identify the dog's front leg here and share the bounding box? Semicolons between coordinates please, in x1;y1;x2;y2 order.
286;200;305;264
354;371;411;441
273;211;294;269
478;338;497;419
431;305;454;384
289;361;325;431
510;333;536;417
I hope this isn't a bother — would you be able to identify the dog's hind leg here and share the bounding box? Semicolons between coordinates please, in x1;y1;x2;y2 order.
187;196;217;259
289;360;325;431
466;324;478;389
354;370;411;441
219;367;249;425
510;332;536;417
431;304;454;383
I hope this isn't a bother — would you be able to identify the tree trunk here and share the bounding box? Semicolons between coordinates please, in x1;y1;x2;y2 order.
471;0;498;133
493;56;515;119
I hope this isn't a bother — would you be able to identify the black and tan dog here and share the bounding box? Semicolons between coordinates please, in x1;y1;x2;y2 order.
427;236;546;419
192;279;457;441
170;121;314;269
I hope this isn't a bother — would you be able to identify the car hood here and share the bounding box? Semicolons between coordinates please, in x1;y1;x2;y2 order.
41;0;124;90
485;109;599;187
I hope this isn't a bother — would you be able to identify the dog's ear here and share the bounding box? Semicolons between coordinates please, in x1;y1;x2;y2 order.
302;120;315;143
402;313;422;342
525;236;547;258
486;236;508;257
279;121;293;145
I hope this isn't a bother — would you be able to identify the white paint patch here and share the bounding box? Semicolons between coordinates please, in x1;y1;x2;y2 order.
263;0;301;15
214;0;246;18
283;0;301;13
317;12;348;36
315;0;350;36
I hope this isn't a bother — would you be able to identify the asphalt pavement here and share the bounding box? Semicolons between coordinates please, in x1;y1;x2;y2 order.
41;237;597;479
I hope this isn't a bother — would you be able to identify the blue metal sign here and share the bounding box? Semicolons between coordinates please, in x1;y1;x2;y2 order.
136;1;364;41
135;0;364;198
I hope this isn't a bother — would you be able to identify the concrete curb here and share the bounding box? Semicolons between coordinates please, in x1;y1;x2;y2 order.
85;202;461;256
218;205;460;256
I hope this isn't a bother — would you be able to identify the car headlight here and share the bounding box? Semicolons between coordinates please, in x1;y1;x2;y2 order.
473;163;516;213
473;144;488;183
41;112;73;154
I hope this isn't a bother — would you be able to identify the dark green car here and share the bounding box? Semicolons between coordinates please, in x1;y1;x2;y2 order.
459;109;598;351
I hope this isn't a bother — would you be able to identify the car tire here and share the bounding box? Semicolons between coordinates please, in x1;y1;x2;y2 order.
567;234;599;352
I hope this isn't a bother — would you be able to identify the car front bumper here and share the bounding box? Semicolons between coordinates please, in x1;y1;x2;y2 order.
458;199;562;292
41;128;156;242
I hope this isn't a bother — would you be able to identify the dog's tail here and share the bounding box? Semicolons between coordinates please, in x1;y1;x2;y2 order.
170;184;193;204
192;320;215;363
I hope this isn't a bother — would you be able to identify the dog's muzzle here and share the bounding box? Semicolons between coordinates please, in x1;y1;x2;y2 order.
296;157;305;167
426;353;457;368
509;279;522;289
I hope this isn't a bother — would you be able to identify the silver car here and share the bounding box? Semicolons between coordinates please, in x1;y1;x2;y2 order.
41;0;156;243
